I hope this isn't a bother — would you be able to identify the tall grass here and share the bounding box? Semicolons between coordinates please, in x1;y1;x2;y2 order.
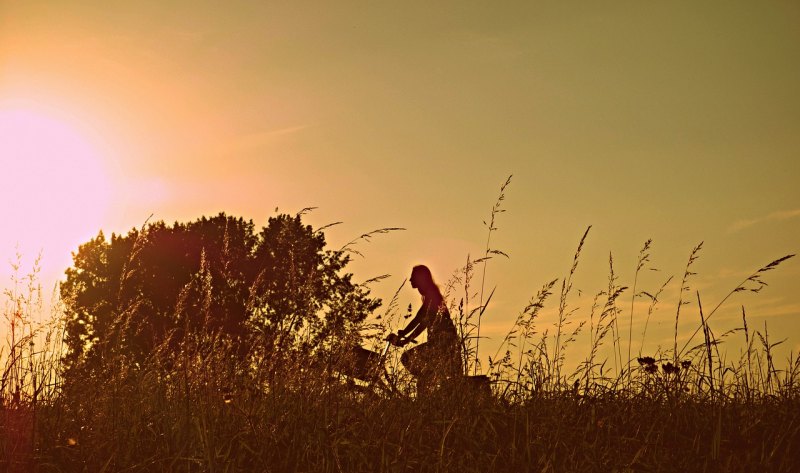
1;213;798;472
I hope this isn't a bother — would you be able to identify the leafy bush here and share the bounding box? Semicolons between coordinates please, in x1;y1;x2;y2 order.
59;213;380;383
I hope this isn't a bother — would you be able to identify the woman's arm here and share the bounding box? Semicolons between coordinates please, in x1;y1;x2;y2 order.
398;303;430;344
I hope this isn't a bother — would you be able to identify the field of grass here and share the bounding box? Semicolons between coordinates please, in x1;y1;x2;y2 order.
2;197;798;472
2;279;799;473
2;284;797;472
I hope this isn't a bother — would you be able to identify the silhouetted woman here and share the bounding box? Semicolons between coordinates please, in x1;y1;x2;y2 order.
389;265;461;395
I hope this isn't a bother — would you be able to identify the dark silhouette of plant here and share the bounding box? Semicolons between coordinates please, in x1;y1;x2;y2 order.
60;212;380;379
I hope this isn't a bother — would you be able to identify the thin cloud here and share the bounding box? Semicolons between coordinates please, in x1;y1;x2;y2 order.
231;125;310;151
206;125;310;157
728;209;800;233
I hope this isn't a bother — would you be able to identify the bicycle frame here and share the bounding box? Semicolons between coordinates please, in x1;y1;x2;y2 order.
328;340;398;396
337;340;492;400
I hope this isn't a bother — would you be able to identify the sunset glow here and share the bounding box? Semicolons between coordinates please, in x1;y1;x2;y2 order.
0;106;111;276
0;3;799;467
1;0;798;360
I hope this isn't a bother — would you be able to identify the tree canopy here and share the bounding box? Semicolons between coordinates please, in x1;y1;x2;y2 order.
60;213;380;374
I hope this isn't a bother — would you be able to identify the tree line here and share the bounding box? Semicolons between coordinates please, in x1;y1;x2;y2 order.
60;213;380;381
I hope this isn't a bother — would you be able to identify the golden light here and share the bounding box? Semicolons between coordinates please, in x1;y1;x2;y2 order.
0;106;112;278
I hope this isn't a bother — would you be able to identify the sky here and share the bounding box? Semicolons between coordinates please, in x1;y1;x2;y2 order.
1;1;799;370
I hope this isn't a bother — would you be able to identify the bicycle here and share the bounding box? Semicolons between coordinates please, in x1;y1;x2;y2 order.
334;335;493;401
328;340;398;397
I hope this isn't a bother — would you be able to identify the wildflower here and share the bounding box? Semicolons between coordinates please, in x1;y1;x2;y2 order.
637;356;656;366
662;362;680;375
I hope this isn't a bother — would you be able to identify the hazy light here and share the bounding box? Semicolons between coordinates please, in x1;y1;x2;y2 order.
0;107;112;279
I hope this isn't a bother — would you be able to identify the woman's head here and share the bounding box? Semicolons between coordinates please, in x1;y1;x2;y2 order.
410;265;437;295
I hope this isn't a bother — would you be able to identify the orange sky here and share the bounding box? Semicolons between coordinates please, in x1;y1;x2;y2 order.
2;1;799;369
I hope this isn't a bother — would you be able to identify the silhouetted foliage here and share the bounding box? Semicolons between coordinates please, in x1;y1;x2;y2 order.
60;213;380;378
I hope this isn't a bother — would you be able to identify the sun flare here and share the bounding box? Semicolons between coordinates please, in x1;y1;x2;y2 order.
0;107;112;277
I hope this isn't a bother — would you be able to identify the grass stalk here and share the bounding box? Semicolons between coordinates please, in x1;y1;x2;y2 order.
627;239;651;386
674;242;703;364
474;174;512;375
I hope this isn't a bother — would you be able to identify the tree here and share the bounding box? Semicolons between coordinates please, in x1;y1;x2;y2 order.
60;213;380;374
